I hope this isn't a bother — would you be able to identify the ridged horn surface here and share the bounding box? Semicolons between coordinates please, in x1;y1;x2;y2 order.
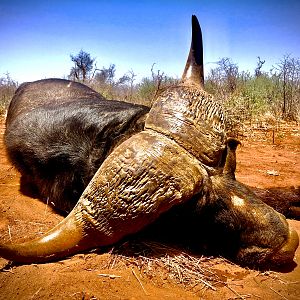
146;85;227;169
181;15;204;87
0;131;207;263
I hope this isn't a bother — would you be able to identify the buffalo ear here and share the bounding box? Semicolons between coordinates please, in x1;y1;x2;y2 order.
223;138;241;179
181;15;204;88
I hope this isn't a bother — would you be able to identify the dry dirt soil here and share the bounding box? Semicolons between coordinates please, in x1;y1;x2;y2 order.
0;118;300;300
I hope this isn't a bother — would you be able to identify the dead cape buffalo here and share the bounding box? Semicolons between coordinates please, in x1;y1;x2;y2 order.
5;83;300;218
5;78;149;212
1;15;298;267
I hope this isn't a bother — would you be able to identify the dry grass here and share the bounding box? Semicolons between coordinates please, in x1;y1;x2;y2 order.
103;240;234;292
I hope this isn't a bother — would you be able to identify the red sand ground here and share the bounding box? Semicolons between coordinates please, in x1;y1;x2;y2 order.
0;118;299;300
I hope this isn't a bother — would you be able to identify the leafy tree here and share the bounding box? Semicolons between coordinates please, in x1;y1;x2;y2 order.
217;57;239;93
205;58;241;102
117;69;136;101
272;55;300;120
255;56;266;77
94;64;116;85
69;50;95;82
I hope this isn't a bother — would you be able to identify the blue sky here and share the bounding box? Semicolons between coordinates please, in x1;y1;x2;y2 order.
0;0;299;84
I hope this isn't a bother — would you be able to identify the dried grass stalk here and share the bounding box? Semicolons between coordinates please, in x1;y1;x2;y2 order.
104;240;232;291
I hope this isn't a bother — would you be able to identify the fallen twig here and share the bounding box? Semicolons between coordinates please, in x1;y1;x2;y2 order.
98;273;121;279
7;225;12;242
269;287;288;300
225;284;247;300
198;278;217;291
131;268;148;295
30;287;42;299
2;268;14;274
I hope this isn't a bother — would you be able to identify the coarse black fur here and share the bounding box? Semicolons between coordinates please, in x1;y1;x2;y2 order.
5;79;149;212
6;78;105;125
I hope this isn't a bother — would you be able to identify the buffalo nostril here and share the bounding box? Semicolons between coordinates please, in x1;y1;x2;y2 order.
271;228;299;265
281;229;299;254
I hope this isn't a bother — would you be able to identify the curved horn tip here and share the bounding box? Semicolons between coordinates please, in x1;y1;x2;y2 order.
191;15;200;29
0;212;88;263
181;14;204;87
